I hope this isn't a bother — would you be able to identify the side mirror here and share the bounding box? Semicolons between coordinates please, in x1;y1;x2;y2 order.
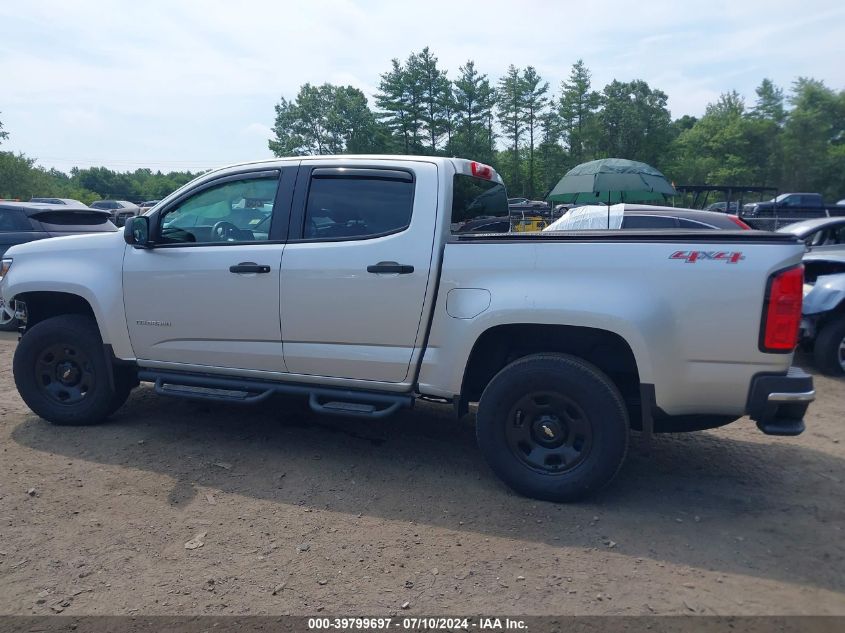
124;215;151;247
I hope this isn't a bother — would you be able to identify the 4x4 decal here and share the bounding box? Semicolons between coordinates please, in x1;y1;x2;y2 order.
670;250;745;264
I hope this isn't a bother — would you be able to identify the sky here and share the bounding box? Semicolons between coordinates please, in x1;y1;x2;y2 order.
1;0;844;173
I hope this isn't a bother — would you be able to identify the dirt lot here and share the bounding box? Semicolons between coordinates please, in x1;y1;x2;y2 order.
0;330;843;616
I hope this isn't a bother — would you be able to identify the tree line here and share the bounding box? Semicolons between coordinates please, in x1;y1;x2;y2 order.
0;113;198;203
269;50;845;201
0;155;198;205
2;52;843;205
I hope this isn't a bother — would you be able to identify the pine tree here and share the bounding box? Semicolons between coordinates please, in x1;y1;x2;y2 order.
452;60;496;162
375;59;414;153
415;47;452;152
521;67;549;197
559;60;599;162
497;65;525;193
751;78;786;125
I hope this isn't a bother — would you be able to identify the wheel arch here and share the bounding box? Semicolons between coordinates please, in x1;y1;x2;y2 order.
16;291;98;331
7;278;134;359
459;323;642;423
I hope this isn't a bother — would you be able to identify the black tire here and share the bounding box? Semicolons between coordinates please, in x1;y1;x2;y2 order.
13;315;117;425
476;353;629;502
0;316;18;332
814;318;845;376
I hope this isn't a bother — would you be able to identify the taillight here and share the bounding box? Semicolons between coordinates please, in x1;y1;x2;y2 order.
760;265;803;352
728;215;751;230
471;161;494;180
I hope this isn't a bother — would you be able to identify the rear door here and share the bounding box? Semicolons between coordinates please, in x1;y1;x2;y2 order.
280;160;439;383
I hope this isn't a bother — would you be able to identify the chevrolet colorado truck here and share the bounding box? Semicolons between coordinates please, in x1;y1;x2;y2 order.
0;156;816;501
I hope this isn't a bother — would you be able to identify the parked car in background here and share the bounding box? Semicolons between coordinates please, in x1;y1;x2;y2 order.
801;249;845;375
139;200;161;214
543;204;751;231
777;217;845;253
740;193;845;230
89;200;141;227
705;201;740;214
0;202;116;330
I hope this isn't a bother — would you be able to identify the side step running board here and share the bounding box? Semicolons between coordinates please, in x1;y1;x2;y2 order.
154;380;274;404
138;369;412;419
308;394;403;419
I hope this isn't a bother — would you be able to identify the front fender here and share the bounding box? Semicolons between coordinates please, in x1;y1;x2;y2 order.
1;232;134;359
804;274;845;315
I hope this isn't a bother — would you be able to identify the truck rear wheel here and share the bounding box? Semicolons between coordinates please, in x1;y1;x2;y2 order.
814;318;845;376
13;315;118;425
476;353;629;502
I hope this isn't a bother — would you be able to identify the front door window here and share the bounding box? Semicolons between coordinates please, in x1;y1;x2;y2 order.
159;177;279;244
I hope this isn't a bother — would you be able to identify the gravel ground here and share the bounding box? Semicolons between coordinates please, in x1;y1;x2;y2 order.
0;330;843;616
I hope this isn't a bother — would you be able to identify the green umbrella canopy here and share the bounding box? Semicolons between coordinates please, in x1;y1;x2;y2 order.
547;158;677;204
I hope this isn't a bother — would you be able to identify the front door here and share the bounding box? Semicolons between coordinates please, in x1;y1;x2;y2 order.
280;161;438;383
123;167;296;372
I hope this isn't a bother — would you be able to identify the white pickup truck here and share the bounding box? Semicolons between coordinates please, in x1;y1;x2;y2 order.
0;156;815;501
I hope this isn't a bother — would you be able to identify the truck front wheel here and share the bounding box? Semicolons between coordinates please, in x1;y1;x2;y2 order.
476;353;629;502
13;315;119;425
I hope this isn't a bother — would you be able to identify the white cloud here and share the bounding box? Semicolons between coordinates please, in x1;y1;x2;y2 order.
0;0;843;170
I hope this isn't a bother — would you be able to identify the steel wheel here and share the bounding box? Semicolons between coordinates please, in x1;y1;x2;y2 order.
476;353;628;501
505;390;592;474
0;301;15;326
35;343;96;405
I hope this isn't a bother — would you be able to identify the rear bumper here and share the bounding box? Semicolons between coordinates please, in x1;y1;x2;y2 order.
746;367;814;436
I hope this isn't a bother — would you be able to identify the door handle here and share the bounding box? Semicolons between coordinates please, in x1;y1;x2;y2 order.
229;262;271;274
367;261;414;274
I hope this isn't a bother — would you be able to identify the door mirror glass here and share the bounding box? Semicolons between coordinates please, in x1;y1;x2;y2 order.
124;215;150;246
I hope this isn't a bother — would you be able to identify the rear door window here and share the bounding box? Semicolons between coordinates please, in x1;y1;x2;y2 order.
0;208;34;231
303;170;414;240
622;214;678;229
